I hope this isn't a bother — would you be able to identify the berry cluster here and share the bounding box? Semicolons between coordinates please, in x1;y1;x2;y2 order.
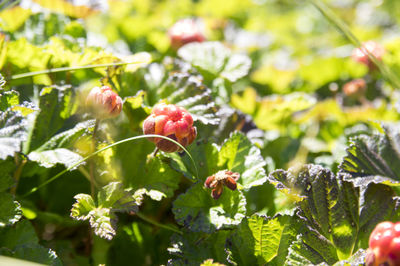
143;103;197;153
366;221;400;266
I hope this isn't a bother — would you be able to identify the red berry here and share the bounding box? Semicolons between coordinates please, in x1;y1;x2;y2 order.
86;86;123;119
143;103;197;153
367;221;400;266
343;79;366;98
351;41;385;70
168;18;206;49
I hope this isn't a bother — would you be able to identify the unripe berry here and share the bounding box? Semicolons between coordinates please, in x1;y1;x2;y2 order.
168;18;206;49
86;86;123;119
143;103;197;153
351;41;385;70
366;221;400;266
343;79;367;98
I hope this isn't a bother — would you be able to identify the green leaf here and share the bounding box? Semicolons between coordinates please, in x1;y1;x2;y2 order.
269;164;400;264
24;85;76;153
168;230;230;265
117;138;182;201
340;122;400;186
0;192;21;227
28;148;83;169
107;222;173;265
178;42;251;82
168;131;267;189
34;120;95;151
71;182;141;240
0;90;19;111
226;214;300;265
285;235;326;265
218;131;267;189
159;72;220;125
172;182;246;233
0;219;61;265
0;108;28;160
333;249;366;266
0;158;16;192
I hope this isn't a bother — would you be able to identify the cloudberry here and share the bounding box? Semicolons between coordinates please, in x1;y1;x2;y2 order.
143;103;197;153
343;79;367;98
86;86;123;119
351;41;385;70
366;221;400;266
168;18;206;49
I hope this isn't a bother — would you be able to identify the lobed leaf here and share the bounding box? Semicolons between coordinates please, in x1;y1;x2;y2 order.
269;164;400;264
71;182;141;240
340;122;400;186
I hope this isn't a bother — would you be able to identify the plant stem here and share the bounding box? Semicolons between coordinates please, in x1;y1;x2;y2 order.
22;134;198;197
10;156;27;195
309;0;400;89
89;119;100;197
10;61;147;81
135;212;182;235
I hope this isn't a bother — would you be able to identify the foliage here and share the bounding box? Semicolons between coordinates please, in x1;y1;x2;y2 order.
1;0;400;265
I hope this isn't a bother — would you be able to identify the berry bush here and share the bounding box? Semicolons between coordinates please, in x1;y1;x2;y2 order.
1;0;400;265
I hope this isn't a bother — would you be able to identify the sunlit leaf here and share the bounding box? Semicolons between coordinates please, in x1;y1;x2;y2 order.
226;214;300;265
178;42;251;82
172;182;246;233
71;182;142;240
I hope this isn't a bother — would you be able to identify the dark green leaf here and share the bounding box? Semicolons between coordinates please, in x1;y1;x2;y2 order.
340;122;400;186
269;164;400;264
172;182;246;233
0;219;61;265
160;72;220;125
24;85;76;153
168;230;230;265
0;192;21;227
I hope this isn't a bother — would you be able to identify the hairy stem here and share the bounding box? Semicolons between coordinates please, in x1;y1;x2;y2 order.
10;156;27;195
